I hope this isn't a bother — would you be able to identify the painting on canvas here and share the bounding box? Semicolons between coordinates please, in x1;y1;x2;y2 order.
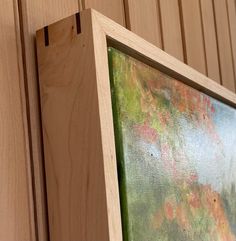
108;47;236;241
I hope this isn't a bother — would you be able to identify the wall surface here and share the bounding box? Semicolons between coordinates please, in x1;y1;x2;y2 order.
0;0;236;240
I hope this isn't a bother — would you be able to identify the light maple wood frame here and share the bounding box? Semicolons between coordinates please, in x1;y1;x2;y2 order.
36;8;236;241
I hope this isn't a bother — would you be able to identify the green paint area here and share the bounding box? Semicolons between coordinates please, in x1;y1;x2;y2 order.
108;47;236;241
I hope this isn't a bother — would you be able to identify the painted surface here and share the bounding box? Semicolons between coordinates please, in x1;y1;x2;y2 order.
108;47;236;241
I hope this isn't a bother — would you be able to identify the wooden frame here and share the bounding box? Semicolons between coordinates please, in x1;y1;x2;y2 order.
36;9;236;241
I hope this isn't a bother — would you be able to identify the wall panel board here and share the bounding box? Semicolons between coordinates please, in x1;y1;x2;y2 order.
213;0;235;91
200;0;221;83
159;0;184;61
179;0;206;74
0;1;36;240
227;0;236;85
124;0;162;47
82;0;125;25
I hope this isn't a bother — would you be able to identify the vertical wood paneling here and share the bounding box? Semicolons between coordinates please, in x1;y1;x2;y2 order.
17;0;80;240
124;0;162;47
227;0;236;85
200;0;221;83
179;0;206;74
159;0;184;61
82;0;125;25
0;1;36;240
213;0;235;91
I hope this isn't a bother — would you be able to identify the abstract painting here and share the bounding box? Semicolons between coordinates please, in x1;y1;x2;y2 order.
108;47;236;241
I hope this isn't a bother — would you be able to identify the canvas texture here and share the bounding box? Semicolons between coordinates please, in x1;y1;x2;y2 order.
108;47;236;241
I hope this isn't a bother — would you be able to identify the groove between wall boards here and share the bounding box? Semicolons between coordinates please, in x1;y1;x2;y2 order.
16;0;49;240
212;0;223;85
226;0;236;86
199;0;209;77
156;0;164;50
13;1;37;240
178;0;187;64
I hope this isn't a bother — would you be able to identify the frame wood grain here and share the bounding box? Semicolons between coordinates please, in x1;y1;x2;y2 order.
36;9;236;241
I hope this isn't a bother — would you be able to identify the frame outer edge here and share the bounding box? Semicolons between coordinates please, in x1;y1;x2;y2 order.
89;9;123;241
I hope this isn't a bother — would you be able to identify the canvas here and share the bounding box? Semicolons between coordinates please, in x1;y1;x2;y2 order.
108;47;236;241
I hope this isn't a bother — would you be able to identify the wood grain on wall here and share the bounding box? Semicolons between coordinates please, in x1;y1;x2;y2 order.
159;0;184;61
124;0;162;47
179;0;207;74
200;0;221;83
0;1;36;240
227;0;236;85
213;0;235;91
82;0;125;25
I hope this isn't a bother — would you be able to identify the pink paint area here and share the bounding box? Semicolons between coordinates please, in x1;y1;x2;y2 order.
133;123;158;143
